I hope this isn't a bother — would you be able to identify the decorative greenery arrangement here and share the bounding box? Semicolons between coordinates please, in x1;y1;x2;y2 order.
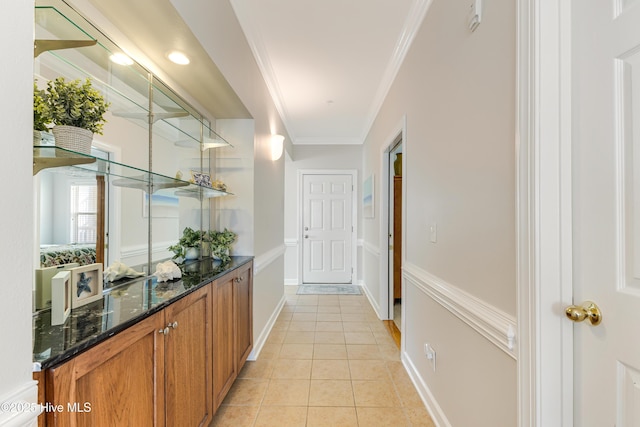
33;81;51;132
168;227;205;261
207;228;237;263
168;227;236;264
46;77;110;134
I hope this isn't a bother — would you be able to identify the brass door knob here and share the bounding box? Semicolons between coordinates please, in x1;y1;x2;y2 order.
565;301;602;326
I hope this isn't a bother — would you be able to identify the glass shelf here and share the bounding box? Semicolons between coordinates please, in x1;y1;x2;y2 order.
33;146;232;198
34;1;232;149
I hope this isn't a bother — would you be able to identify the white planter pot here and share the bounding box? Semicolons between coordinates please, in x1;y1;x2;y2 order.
52;125;93;154
184;247;200;260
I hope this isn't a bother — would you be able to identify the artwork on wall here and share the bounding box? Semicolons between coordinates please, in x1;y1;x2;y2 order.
142;193;180;218
363;174;374;218
51;270;71;325
70;263;103;308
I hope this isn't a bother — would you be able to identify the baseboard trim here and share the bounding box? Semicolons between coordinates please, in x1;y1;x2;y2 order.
402;351;451;427
0;380;40;427
358;279;384;320
404;262;517;359
247;295;286;361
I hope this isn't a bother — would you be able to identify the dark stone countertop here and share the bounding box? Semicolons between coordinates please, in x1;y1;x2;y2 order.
33;256;253;370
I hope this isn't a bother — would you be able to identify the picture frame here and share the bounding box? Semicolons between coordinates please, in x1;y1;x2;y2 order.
51;271;71;325
34;262;79;309
70;263;103;308
363;174;375;218
190;170;212;187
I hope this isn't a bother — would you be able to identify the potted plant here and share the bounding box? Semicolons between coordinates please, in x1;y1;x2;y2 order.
168;227;206;263
33;81;51;144
46;77;110;154
208;228;237;263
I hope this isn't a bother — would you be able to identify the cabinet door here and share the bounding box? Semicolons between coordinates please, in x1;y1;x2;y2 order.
212;276;236;411
45;312;165;427
164;284;213;427
235;263;253;371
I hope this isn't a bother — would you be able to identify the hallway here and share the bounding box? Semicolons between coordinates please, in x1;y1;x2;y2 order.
210;286;435;426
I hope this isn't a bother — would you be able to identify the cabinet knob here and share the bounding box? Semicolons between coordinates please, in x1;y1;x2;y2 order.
158;327;170;335
235;277;241;283
168;321;178;329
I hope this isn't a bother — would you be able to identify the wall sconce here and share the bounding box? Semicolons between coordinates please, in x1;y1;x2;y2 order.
271;134;284;161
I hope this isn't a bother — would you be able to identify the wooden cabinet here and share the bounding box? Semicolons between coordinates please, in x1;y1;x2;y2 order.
213;261;253;411
393;176;402;299
43;284;213;427
163;286;213;427
45;311;166;427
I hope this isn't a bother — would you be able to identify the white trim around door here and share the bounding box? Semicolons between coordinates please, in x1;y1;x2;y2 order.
516;0;574;426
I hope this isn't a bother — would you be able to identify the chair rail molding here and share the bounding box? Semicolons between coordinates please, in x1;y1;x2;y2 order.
404;262;517;358
254;244;285;276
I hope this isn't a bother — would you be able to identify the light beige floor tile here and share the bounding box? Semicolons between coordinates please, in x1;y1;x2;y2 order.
378;344;401;361
272;320;291;331
317;296;340;305
368;321;388;333
317;306;341;313
309;379;355;406
344;331;377;345
374;331;397;346
342;321;372;332
277;312;293;321
404;406;437;426
238;359;275;379
221;378;269;406
339;298;363;306
352;380;401;407
314;331;346;344
356;407;410;426
349;360;391;381
211;405;259;427
294;305;318;313
311;359;351;380
386;361;410;383
315;321;343;332
306;407;358;427
284;331;316;344
297;296;319;305
346;344;382;360
341;313;368;322
394;380;426;408
340;305;369;314
288;321;317;332
271;359;313;379
313;344;348;359
265;330;286;344
316;313;342;322
279;343;314;359
259;343;281;359
262;379;310;406
292;312;317;322
253;406;307;427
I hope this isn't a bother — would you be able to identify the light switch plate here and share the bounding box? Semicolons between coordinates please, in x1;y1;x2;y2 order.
468;0;482;31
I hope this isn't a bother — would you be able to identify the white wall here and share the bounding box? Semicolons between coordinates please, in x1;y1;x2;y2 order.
0;1;40;426
361;0;517;425
171;0;288;351
283;144;363;284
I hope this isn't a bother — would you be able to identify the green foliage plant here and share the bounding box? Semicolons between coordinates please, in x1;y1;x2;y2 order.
46;77;110;134
33;81;51;132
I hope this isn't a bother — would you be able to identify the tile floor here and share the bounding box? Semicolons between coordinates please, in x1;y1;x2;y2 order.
210;286;435;427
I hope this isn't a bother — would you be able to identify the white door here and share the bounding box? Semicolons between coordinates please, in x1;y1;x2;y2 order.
302;174;353;283
572;2;640;425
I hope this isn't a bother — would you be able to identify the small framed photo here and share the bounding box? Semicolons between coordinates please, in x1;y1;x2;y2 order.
191;170;212;187
51;271;71;325
70;263;103;308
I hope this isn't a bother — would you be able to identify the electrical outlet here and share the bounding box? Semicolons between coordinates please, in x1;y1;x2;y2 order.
429;223;437;243
424;343;436;372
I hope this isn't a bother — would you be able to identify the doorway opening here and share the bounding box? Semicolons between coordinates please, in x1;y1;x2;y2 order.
388;139;403;333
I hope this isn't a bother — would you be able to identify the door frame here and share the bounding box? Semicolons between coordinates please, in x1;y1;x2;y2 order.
379;116;407;322
516;0;574;426
297;169;358;285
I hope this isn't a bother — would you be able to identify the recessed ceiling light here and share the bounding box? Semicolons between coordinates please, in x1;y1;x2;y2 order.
110;52;134;66
167;51;190;65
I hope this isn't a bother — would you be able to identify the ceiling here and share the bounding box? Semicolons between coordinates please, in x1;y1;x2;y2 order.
230;0;428;145
84;0;430;145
